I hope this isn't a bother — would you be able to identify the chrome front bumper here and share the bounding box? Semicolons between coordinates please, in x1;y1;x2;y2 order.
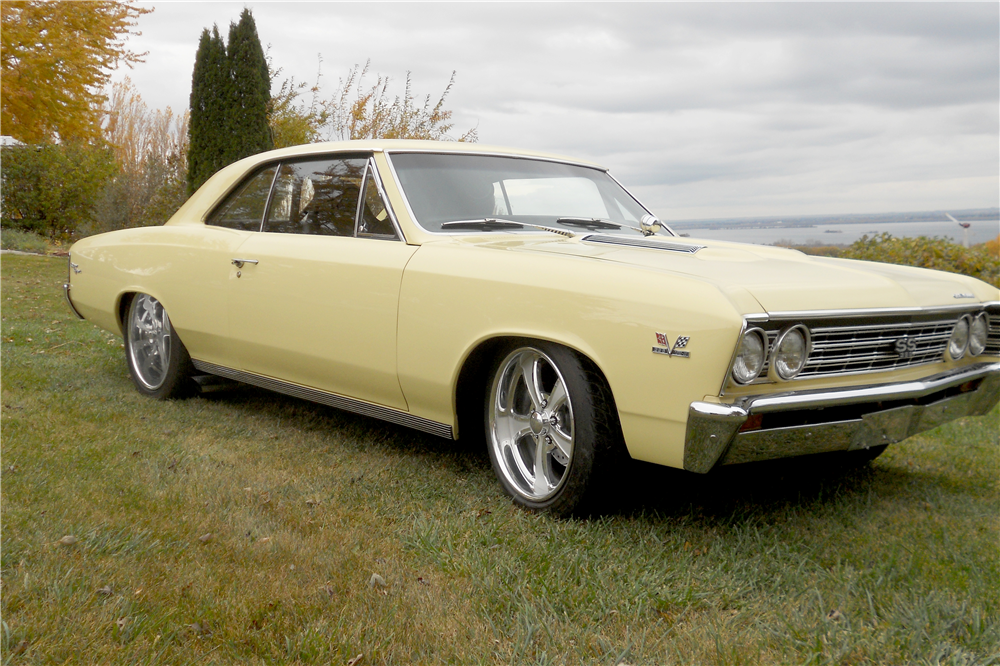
684;362;1000;473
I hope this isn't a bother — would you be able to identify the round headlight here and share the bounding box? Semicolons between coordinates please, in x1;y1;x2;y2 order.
947;315;971;360
732;328;767;385
969;313;989;356
771;325;810;380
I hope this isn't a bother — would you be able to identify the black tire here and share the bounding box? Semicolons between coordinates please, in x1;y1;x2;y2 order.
484;340;624;517
123;293;196;399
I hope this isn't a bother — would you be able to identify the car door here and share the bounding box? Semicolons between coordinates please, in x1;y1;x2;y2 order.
175;163;278;367
226;154;417;410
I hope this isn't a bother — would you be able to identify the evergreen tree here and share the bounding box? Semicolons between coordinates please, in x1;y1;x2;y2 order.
187;26;228;194
224;8;272;165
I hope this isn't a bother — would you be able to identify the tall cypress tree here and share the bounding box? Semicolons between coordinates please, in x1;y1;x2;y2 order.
224;8;272;165
187;26;229;194
187;9;271;194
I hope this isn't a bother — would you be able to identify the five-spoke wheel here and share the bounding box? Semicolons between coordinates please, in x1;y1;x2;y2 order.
486;341;620;515
124;293;194;399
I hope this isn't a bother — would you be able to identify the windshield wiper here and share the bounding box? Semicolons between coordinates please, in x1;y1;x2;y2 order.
558;214;666;237
440;218;574;237
556;217;623;231
440;219;524;231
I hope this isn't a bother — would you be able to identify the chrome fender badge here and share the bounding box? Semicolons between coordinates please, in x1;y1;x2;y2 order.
653;332;690;357
953;293;974;299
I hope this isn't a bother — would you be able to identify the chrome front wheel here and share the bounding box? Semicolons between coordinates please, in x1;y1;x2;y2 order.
489;347;576;502
486;341;621;516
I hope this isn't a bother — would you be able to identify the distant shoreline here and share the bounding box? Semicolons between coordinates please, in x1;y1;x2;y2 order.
668;207;1000;230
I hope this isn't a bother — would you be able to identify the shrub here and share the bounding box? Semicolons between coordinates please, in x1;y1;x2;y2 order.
0;143;117;239
0;228;48;254
841;233;1000;288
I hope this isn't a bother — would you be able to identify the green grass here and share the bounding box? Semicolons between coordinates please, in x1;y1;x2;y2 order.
2;254;998;665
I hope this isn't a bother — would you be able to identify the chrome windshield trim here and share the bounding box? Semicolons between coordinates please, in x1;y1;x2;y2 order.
190;359;456;439
382;148;608;171
737;362;1000;413
603;171;676;237
366;156;405;241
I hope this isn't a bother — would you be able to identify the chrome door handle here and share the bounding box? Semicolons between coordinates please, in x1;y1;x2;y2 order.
231;258;259;268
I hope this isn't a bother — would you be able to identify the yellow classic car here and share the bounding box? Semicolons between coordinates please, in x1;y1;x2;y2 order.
64;140;1000;516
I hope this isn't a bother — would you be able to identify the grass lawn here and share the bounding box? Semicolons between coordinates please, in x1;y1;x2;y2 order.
2;253;998;665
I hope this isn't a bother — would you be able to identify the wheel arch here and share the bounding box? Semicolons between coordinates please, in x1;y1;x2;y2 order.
452;334;621;443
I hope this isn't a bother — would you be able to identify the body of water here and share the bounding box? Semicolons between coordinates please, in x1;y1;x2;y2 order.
675;220;1000;247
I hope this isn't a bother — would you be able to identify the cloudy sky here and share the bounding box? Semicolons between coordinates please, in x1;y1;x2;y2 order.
111;2;999;223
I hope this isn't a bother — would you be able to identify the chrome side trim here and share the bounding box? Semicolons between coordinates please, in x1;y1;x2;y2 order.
581;234;705;253
63;283;85;320
190;359;455;439
684;362;1000;473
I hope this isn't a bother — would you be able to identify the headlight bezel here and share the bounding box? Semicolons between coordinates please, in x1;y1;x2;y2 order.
946;314;972;361
968;312;989;357
769;324;811;381
731;327;768;385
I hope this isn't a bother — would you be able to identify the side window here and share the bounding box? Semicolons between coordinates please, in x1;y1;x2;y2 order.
262;157;366;236
207;166;277;231
358;163;400;239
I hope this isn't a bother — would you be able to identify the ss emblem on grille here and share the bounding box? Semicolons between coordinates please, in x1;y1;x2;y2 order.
894;337;917;358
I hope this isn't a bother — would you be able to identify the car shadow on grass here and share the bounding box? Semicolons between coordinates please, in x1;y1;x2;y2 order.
195;382;956;524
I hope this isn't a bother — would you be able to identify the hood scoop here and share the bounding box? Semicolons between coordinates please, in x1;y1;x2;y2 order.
582;234;705;254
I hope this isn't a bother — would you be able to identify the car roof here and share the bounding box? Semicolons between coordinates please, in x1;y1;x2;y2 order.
236;139;607;170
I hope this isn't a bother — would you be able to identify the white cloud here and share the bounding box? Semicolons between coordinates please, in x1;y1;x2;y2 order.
111;2;999;219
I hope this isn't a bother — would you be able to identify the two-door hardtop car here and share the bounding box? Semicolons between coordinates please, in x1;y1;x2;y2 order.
64;140;1000;515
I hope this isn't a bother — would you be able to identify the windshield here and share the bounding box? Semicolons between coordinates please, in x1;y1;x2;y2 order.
388;152;665;235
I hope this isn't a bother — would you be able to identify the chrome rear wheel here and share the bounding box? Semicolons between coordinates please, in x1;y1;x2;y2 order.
128;294;172;390
124;293;195;399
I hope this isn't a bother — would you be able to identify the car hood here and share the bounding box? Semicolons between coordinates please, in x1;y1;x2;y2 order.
444;233;997;314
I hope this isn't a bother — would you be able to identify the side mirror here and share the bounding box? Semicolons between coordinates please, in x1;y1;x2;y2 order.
640;214;662;236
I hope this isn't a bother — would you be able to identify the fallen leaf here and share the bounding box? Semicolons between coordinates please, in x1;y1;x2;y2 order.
347;654;364;666
198;533;213;544
417;577;430;586
320;585;335;597
57;535;78;546
189;621;211;635
827;609;843;622
368;573;387;589
97;585;113;596
258;536;271;544
305;499;320;506
116;618;127;629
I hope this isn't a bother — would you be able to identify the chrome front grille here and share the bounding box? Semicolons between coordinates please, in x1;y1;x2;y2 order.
800;320;954;377
737;305;999;390
986;317;1000;357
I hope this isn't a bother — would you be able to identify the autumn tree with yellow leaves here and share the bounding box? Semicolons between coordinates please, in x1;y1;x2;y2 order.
1;0;150;143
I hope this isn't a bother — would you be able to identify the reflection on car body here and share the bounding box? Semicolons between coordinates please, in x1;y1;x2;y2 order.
65;140;1000;516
